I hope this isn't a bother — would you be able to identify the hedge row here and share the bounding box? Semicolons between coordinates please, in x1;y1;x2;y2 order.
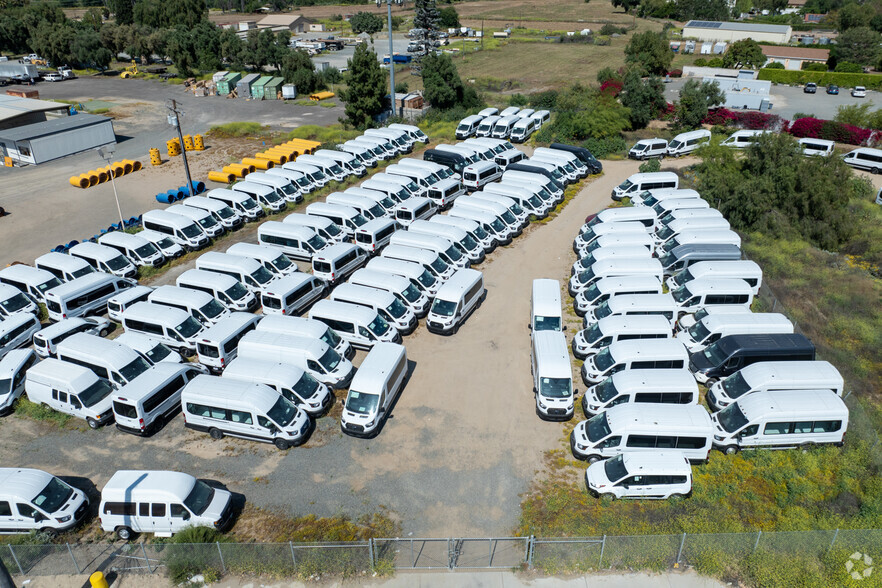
757;69;882;90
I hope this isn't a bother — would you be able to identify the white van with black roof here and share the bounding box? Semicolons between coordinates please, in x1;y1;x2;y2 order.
670;278;754;318
630;187;701;208
182;375;312;450
462;161;502;192
349;268;430;317
283;213;347;244
206;188;264;221
0;467;90;536
260;273;326;317
196;252;278;296
223;357;333;416
572;315;671;360
394;196;438;227
612;172;679;201
581;369;697;417
194;312;260;372
456;114;484;139
226;242;298;277
25;358;114;427
237;330;354;388
32;317;112;358
354;217;397;254
707;360;843;411
409;219;484;264
381;243;455;282
574;275;663;317
476;115;501;137
666;129;711;157
56;332;152;391
182;196;243;230
98;232;164;268
0;283;38;319
366;256;440;297
115;331;183;366
339;142;378;167
472;191;530;226
137;229;185;260
258;314;354;360
0;349;36;415
69;242;137;279
141;209;209;251
266;167;316;195
426;268;484;335
569;258;663;296
258;222;330;261
316;149;366;177
346;187;397;215
311;242;368;285
581;338;688;385
107;285;152;322
309;299;400;349
34;253;96;283
341;342;408;438
111;363;201;436
121;302;204;356
306;202;369;238
44;273;134;322
389;123;429;144
166;204;224;239
657;229;742;256
362;179;413;205
327;191;386;220
653;216;731;247
390;230;469;269
374;172;422;198
678;312;793;353
282;161;329;188
232;180;286;212
175;269;257;313
148;285;231;326
532;330;576;420
0;314;41;360
503;169;564;201
659;243;743;277
331;283;417;335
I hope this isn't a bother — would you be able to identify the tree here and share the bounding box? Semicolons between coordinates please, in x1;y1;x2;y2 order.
439;6;460;28
350;12;383;35
676;0;729;20
414;0;440;31
338;44;387;129
421;52;482;110
28;21;77;68
835;27;882;66
109;0;134;25
70;26;112;69
612;0;641;11
752;0;787;13
281;49;324;95
722;38;766;69
620;70;666;129
134;0;206;28
837;2;874;30
624;31;673;76
675;78;724;129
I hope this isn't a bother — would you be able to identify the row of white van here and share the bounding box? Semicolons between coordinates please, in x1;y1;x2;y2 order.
455;107;551;143
628;130;842;160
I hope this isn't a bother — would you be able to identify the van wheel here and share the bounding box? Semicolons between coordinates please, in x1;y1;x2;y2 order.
86;417;99;430
209;428;224;440
600;493;616;501
116;526;134;541
799;442;816;451
586;455;602;464
274;438;290;450
39;527;58;539
724;445;739;455
669;493;685;500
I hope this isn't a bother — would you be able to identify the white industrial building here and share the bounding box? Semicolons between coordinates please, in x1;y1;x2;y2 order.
683;20;792;44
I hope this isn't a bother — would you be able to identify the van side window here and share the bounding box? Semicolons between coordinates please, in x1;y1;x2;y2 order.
142;375;185;414
676;437;707;449
814;420;842;433
61;356;108;380
125;318;164;337
230;410;253;424
626;435;656;448
763;422;790;435
322;317;354;334
139;503;150;516
104;502;136;516
152;503;166;517
0;502;11;517
170;504;189;518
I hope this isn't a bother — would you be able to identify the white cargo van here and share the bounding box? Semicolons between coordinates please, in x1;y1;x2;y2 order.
196;252;278;296
282;161;329;187
426;268;484;335
266;167;317;194
706;360;843;411
258;222;329;261
237;330;354;388
69;242;137;279
448;207;512;245
677;304;752;332
531;279;562;333
121;302;204;356
721;129;769;148
107;285;152;323
630;187;701;208
582;207;657;231
366;256;440;297
666;129;711;157
137;229;186;260
232;180;286;212
194;312;260;372
572;315;671;360
381;244;454;282
585;453;692;500
182;196;244;230
581;369;697;417
483;184;548;218
32;316;111;358
141;209;209;251
0;468;89;535
629;138;668;160
338;142;377;168
166;204;224;239
389;123;429;144
570;404;713;463
25;358;115;427
223;357;332;416
677;312;793;352
206;188;264;222
0;349;36;414
669;278;754;317
454;197;521;235
260;273;326;317
573;275;663;317
111;363;202;435
0;283;38;319
257;314;354;360
226;242;298;277
472;192;530;226
175;269;257;313
394;197;438;227
97;232;165;268
0;265;63;304
349;268;430;317
311;243;368;285
34;253;96;283
295;154;347;181
341;343;408;438
581;338;687;384
532;331;575;421
44;274;134;322
148;285;231;326
283;213;347;244
612;172;678;201
658;229;742;256
362;179;413;204
373;172;421;198
308;300;400;349
346;186;397;215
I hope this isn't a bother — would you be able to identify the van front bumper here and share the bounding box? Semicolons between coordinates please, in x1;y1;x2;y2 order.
569;431;593;461
537;404;573;422
426;319;456;335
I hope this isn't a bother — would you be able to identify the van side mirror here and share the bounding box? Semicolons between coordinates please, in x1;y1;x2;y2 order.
528;324;532;330
574;389;580;396
562;325;567;331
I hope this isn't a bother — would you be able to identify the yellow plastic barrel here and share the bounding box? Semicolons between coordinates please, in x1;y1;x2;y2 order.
182;134;195;151
89;571;109;588
223;164;249;178
242;157;273;170
109;162;125;178
167;139;181;157
70;175;89;188
118;160;133;175
255;152;285;165
94;168;109;183
84;172;99;187
129;160;142;172
149;148;162;166
208;170;236;183
194;135;205;151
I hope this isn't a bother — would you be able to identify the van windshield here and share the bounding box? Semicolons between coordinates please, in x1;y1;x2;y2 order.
120;357;151;381
72;266;95;279
717;403;749;433
31;477;73;513
669;140;683;150
471;225;489;241
106;256;130;271
578;269;595;285
386;298;408;319
500;210;517;225
583;283;601;304
671;285;693;304
540;377;571;398
593;348;615;372
594;378;619;402
241;197;259;211
721;372;751;399
200;299;226;320
181;224;203;239
656;225;675;241
586;412;612;443
368;204;384;218
368;315;391;336
489;218;506;234
175;317;203;339
78;378;113;407
402;284;421;303
583;323;603;346
431;299;456;317
271;255;294;272
663;238;683;253
319;327;341;349
293;372;321;399
134;243;158;259
617;180;634;193
353;214;369;228
417;270;436;289
687;321;711;344
307;234;327;252
658;252;676;268
183;480;215;516
323;223;343;238
0;292;32;314
444;245;462;262
527;195;542;210
251;267;275;286
702;342;729;366
430;257;449;274
319;347;341;372
143;342;173;363
155;237;176;250
671;268;693;287
267;396;299;427
534;316;560;331
197;216;218;229
604;455;629;482
345;389;379;414
217;206;236;219
225;282;248;301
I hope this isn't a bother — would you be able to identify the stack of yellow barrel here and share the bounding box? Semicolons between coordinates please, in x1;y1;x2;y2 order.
167;138;181;157
69;159;142;189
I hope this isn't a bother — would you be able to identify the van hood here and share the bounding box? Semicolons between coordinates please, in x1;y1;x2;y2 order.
202;488;232;522
585;462;610;490
689;350;713;372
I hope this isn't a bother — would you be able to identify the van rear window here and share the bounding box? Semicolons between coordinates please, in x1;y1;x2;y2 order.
113;401;137;419
314;261;332;273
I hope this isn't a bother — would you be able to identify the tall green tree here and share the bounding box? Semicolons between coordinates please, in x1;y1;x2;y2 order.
134;0;206;28
439;6;460;28
71;26;112;69
676;0;730;20
413;0;440;32
612;0;641;11
835;27;882;66
722;38;766;69
339;44;387;129
281;49;324;95
421;52;482;110
109;0;134;25
620;70;666;129
675;79;724;129
350;12;383;35
624;31;673;76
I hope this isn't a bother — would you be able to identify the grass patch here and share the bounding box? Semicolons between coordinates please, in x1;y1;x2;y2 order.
208;122;270;139
14;397;72;428
284;124;361;145
292;99;318;107
318;100;337;108
231;504;400;543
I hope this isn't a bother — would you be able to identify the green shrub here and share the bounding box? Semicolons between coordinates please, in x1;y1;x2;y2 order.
693;58;708;66
509;93;528;106
763;61;785;69
581;136;627;158
208;122;268;138
835;61;862;73
639;158;661;173
758;69;882;89
792;112;815;120
802;62;828;72
707;57;724;67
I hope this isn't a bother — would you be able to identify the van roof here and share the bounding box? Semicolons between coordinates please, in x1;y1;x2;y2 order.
177;269;238;289
98;231;150;248
261;273;317;298
151;285;213;306
27;356;96;383
207;188;250;202
605;403;712;431
102;470;197;500
736;389;848;420
459;115;484;124
798;138;835;146
464;160;499;174
332;283;395;307
626;172;679;183
307;201;360;218
183;196;227;211
591;257;663;274
532;279;561;308
0;265;57;284
434;268;482;302
596;207;656;222
478;115;501;125
349;342;406;394
382;244;438;265
619;452;691;474
142;209;199;227
45;273;121;299
672;129;711;140
259;221;315;239
113;363;194;403
366;256;424;278
735;360;842;387
227;242;288;262
356;217;396;234
410;219;465;240
233;181;273;196
665;217;730;232
391;230;451;251
667;243;742;258
678;278;754;295
197;251;261;272
35;252;91;271
595;314;672;334
608;368;698;392
698;312;791;332
395;196;434;212
607;338;687;360
606;293;675;311
223;356;307;384
125;301;192;326
593;274;662;291
69;241;122;261
0;312;37;331
257;314;325;338
313;242;360;262
0;349;33;378
284;213;333;229
350;268;409;291
0;468;57;500
166;204;210;220
310;299;377;323
710;333;814;356
532;331;571;378
35;317;91;340
198;312;258;343
430;215;478;232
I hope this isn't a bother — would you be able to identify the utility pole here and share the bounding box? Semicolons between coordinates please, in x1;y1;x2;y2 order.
386;0;396;117
97;145;125;230
167;99;195;198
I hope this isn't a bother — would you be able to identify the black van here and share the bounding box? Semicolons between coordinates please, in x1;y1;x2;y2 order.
550;143;603;174
423;149;468;175
689;333;815;384
507;162;565;193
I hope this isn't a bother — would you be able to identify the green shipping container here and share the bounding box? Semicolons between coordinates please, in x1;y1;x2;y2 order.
217;72;242;96
264;77;284;101
251;76;273;100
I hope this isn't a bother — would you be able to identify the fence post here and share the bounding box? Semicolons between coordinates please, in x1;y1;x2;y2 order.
368;538;375;569
829;529;840;552
526;536;534;569
675;533;687;568
216;542;226;574
753;531;762;553
289;541;296;568
599;535;606;568
66;543;80;575
7;546;23;576
141;542;151;573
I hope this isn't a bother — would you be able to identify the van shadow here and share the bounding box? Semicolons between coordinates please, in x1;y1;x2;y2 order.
354;358;417;440
201;479;245;529
59;476;101;520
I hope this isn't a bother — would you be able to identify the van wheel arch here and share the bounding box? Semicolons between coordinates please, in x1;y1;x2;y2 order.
209;428;224;440
39;527;58;539
586;455;602;464
116;526;134;540
669;493;686;500
723;445;739;455
274;438;290;450
600;493;616;500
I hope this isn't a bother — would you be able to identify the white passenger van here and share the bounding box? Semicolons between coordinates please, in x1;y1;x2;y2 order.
706;360;843;411
99;470;233;540
387;164;437;195
206;187;264;222
426;268;484;335
223;358;333;416
449;206;512;245
677;312;793;353
651;197;711;225
341;342;408;438
365;128;412;153
0;468;89;535
455;196;522;235
245;171;302;202
572;246;651;277
306;202;369;238
0;265;63;304
194;313;260;372
373;172;421;198
531;152;583;182
658;229;742;257
311;243;368;285
670;278;754;318
227;242;298;277
462;161;503;192
308;299;400;349
257;222;329;261
503;169;564;200
296;154;346;181
327;192;386;220
351;137;394;160
586;452;692;500
349;268;430;317
472;191;530;226
237;330;354;388
478;107;499;117
121;302;204;356
366;256;440;297
282;161;329;188
843;147;882;173
166;204;225;239
266;167;317;194
531;279;562;333
574;275;663;317
111;363;202;436
629;138;669;160
283;213;347;244
612;172;679;201
531;110;551;127
141;209;209;251
0;283;38;319
492;115;521;139
568;258;663;295
572;315;670;360
582;207;657;231
425;179;466;210
330;283;417;335
196;252;278;296
476;115;501;137
653;216;731;247
115;331;183;366
260;273;326;317
0;349;35;414
176;269;258;313
721;129;769;148
346;186;397;215
509;117;537;143
98;232;165;268
257;314;354;360
574;221;648;253
630;187;701;208
389;123;429;144
395;197;438;227
148;285;231;326
107;285;152;323
666;129;711;157
182;196;244;231
677;304;752;332
711;390;848;454
354;218;397;254
137;229;186;260
494;148;527;170
25;358;115;427
69;242;137;279
583;293;678;330
456;114;484;139
34;253;96;283
531;331;576;421
32;317;111;358
409;219;484;263
581;338;688;385
430;215;496;252
338;142;378;168
581;368;697;417
390;230;469;269
232;180;286;212
44;274;134;322
362;178;413;204
0;314;40;361
381;244;454;282
799;137;835;157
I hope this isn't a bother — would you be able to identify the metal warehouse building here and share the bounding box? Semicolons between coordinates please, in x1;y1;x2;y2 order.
683;21;792;44
0;113;116;166
0;94;71;131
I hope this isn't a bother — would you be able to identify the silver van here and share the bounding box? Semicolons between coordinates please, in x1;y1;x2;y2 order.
34;252;96;282
68;242;137;279
97;232;165;268
283;213;347;244
175;269;258;313
195;312;260;372
44;273;134;322
260;273;326;317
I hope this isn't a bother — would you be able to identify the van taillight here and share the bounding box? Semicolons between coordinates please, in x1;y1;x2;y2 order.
220;357;225;367
331;272;335;280
281;309;286;315
139;418;144;430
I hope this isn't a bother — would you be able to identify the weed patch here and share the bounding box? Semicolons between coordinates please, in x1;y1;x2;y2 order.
208;122;270;139
14;397;72;428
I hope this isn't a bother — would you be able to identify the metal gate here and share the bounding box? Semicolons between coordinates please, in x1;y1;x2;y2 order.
372;537;529;570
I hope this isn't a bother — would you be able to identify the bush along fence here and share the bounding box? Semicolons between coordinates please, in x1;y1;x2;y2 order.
757;68;882;91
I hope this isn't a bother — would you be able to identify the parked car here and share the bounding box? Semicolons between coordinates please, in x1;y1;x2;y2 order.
826;84;839;95
43;72;63;82
852;86;867;98
803;82;817;94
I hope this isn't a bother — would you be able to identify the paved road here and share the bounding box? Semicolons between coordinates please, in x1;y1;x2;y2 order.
306;33;413;71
